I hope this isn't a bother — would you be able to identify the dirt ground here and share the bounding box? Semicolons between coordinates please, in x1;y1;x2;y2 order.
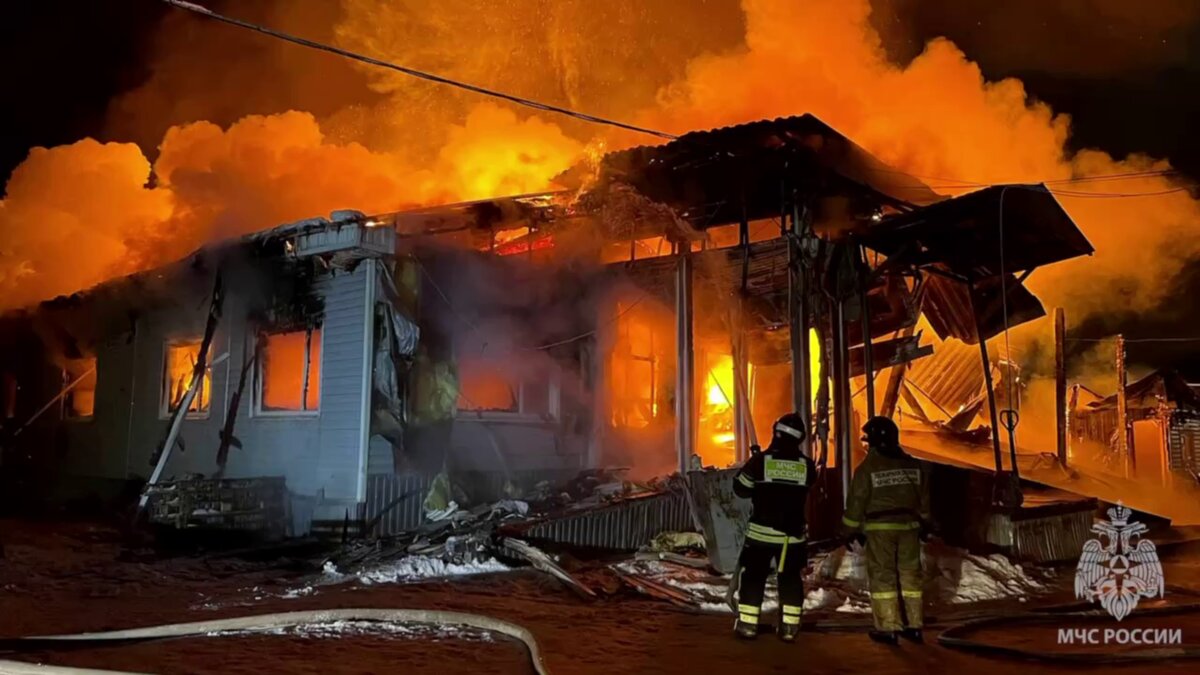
2;519;1200;674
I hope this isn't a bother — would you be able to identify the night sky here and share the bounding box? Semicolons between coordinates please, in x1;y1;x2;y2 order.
4;0;1200;376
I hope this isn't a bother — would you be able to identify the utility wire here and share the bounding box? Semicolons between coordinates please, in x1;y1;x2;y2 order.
1067;336;1200;343
160;0;678;141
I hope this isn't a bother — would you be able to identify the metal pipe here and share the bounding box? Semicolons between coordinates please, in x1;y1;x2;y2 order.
675;248;695;472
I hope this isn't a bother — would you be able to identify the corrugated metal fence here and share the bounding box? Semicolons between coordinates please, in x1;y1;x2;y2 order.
365;473;432;537
365;468;604;538
516;488;695;551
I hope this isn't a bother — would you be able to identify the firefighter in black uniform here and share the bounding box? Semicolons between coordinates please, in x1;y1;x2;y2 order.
731;412;816;641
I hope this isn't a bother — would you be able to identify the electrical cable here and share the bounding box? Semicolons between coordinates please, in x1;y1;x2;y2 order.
1067;337;1200;343
159;0;676;142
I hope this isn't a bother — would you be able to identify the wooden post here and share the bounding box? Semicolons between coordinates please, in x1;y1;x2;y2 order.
858;245;876;418
833;297;852;504
880;325;916;419
732;300;751;462
788;204;813;454
1054;308;1067;467
675;247;695;472
969;284;1005;476
1115;334;1131;476
139;272;224;512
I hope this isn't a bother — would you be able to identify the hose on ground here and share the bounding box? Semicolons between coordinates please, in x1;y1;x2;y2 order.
937;602;1200;663
0;609;549;675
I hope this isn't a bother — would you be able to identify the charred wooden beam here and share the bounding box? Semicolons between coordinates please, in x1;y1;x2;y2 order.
1054;307;1067;467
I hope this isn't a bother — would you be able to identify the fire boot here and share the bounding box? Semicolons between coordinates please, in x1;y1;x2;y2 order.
868;630;899;645
778;622;801;642
900;628;923;644
734;619;758;640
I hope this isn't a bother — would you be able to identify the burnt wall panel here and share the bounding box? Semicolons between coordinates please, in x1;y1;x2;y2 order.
53;262;374;531
448;419;586;473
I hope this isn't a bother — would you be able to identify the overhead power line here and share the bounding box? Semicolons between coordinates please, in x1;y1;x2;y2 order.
160;0;678;141
1068;336;1200;343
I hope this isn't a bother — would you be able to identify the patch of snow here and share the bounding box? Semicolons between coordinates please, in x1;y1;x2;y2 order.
802;586;841;612
325;555;509;586
489;500;529;518
816;547;868;586
935;551;1046;604
835;597;872;614
280;585;317;599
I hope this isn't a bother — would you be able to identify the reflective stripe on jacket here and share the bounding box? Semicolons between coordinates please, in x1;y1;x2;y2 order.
841;445;931;533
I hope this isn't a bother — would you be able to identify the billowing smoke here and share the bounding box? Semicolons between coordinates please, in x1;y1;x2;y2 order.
638;0;1200;321
4;0;1200;332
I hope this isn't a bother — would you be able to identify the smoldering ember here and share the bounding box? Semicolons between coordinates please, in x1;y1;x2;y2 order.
3;2;1200;674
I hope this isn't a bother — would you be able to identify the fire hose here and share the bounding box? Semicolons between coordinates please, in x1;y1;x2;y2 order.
0;609;549;675
935;602;1200;663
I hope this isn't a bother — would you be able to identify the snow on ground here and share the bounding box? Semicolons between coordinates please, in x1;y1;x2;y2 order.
932;551;1049;604
617;559;848;614
322;556;510;586
821;544;1053;605
204;620;495;642
835;597;872;614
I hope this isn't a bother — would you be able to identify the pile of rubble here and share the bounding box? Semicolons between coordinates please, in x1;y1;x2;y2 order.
301;467;1057;620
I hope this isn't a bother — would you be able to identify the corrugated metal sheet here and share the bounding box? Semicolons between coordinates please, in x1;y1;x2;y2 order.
905;336;1016;419
517;489;695;551
365;472;432;536
985;502;1095;563
687;468;750;574
1168;414;1200;472
365;469;601;537
905;338;983;415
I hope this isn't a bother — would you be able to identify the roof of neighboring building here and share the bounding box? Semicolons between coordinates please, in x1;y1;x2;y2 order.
1081;369;1200;413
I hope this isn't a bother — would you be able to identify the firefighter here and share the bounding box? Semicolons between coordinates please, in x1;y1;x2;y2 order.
731;412;816;642
841;416;932;645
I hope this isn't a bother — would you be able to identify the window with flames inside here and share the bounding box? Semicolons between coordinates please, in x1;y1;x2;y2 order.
163;342;212;416
456;358;555;419
63;357;97;419
257;326;322;414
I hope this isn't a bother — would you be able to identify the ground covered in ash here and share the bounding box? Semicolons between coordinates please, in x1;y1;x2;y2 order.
3;519;1200;674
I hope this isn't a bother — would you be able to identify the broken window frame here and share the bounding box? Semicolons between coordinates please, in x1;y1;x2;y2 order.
252;324;323;417
61;356;98;421
159;340;213;420
455;364;561;422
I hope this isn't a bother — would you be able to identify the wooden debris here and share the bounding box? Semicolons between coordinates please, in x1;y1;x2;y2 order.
500;537;597;600
612;568;696;608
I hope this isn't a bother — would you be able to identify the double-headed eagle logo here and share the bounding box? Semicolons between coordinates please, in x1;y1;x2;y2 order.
1074;502;1164;621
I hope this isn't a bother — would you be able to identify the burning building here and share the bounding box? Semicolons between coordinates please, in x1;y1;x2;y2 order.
0;115;1094;540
